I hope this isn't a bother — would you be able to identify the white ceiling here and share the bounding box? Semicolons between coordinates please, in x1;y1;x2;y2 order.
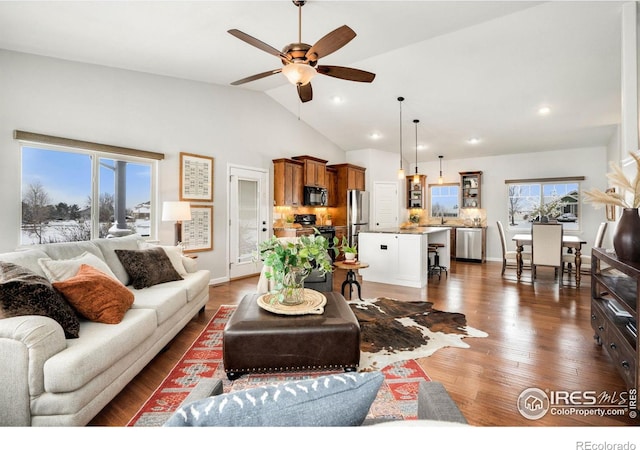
0;1;623;163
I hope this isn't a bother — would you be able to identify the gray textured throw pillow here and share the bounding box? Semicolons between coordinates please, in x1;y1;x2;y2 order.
0;261;80;338
115;247;183;289
164;371;384;427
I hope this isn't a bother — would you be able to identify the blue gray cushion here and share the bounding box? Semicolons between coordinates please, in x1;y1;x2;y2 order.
164;371;384;427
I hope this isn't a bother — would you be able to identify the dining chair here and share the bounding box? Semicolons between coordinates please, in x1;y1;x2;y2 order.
497;220;530;276
531;223;563;281
563;222;608;278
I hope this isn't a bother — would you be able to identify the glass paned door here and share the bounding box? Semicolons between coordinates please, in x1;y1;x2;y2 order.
229;166;268;279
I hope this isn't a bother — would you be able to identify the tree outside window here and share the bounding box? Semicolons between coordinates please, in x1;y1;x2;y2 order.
21;146;154;245
507;180;580;230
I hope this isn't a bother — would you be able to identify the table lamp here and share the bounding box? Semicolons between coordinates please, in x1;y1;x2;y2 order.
162;201;192;246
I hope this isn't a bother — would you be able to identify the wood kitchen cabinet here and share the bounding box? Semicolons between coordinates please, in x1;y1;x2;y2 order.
292;155;327;188
273;158;304;207
406;175;427;209
325;166;337;206
460;171;482;208
328;163;366;206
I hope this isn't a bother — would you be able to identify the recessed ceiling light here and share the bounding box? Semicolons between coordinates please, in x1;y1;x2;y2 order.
467;137;481;145
417;144;427;150
370;132;382;140
331;95;343;104
538;106;551;115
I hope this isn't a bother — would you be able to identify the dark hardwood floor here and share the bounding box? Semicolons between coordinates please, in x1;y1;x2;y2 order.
89;260;637;427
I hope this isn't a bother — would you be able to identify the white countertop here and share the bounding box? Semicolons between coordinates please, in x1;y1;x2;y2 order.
361;226;452;235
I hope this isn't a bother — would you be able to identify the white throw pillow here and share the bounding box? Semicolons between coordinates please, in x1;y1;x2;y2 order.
138;242;187;276
38;251;118;282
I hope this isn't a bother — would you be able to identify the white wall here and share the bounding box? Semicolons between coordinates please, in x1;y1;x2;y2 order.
0;50;346;283
396;147;610;262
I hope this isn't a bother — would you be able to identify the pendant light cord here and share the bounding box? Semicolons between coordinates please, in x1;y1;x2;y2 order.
398;97;404;171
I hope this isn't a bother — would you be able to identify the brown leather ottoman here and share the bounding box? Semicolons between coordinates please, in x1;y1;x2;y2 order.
223;292;360;380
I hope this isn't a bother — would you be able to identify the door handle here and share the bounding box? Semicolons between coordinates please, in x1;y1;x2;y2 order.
262;228;267;232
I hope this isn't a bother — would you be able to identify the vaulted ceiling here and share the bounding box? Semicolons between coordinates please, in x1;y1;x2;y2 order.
0;1;623;162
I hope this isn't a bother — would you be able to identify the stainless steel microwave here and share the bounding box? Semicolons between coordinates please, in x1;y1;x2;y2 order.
303;186;328;206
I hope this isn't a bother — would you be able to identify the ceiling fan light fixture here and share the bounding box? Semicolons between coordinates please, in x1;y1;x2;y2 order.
282;63;317;86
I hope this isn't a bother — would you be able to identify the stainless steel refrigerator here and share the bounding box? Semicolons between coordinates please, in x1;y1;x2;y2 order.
347;189;369;248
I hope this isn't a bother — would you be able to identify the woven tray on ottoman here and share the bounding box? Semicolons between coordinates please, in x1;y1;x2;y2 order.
223;291;360;380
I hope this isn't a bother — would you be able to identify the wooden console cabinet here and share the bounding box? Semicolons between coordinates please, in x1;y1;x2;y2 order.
591;248;639;391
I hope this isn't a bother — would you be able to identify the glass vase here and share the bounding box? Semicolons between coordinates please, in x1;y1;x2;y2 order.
277;268;306;306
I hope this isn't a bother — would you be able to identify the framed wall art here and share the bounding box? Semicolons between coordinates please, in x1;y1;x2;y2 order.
181;205;213;253
180;152;214;202
605;188;616;222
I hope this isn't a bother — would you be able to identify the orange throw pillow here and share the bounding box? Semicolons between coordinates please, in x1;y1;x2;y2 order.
53;264;134;324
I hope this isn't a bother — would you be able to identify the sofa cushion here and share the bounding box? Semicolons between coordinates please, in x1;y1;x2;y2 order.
53;264;134;324
129;282;187;325
42;308;157;393
115;247;183;289
0;248;50;278
92;234;144;285
0;262;80;338
39;240;105;262
38;251;118;282
164;371;384;427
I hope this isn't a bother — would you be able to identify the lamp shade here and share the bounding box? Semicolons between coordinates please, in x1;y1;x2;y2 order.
282;63;317;86
162;201;192;222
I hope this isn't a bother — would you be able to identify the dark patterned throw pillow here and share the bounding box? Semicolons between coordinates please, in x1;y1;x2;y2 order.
115;247;183;289
0;261;80;338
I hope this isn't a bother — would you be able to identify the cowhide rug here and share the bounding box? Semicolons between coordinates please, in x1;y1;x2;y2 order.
348;297;488;371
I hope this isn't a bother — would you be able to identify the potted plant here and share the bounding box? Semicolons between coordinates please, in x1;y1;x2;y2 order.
584;152;640;262
257;232;333;305
335;236;357;261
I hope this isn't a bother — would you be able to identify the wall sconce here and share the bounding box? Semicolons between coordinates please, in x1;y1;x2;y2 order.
162;201;192;246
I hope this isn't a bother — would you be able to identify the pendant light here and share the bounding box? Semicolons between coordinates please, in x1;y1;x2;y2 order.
413;119;420;184
438;155;444;184
397;96;405;179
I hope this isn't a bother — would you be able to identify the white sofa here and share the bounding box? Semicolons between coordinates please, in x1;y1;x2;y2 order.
0;234;210;426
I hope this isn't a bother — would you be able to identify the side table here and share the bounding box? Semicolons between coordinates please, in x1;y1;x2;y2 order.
333;260;369;300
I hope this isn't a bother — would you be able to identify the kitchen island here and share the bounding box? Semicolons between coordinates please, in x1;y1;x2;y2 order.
358;227;451;288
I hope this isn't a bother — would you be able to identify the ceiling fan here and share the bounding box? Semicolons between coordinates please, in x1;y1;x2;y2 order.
228;0;376;103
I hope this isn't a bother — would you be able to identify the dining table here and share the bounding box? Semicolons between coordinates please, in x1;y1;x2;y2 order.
512;233;587;286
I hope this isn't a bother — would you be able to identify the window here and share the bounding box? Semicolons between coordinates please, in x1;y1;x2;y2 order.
18;132;161;245
506;177;584;231
429;183;460;219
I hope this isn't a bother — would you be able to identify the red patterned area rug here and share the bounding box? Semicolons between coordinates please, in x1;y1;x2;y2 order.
127;305;431;426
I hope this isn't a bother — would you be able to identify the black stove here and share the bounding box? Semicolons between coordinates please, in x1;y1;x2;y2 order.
293;214;336;259
293;214;334;231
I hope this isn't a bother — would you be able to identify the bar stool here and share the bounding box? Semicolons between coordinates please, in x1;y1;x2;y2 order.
428;243;448;280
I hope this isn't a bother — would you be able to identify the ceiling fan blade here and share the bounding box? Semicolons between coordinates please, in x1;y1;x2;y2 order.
306;25;356;62
230;69;282;86
297;83;313;103
316;65;376;83
228;29;290;63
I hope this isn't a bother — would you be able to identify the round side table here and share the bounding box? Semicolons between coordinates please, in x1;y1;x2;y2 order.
333;260;369;300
